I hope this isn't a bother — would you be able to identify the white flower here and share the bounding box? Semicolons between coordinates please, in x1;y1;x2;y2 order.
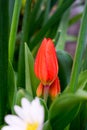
1;97;44;130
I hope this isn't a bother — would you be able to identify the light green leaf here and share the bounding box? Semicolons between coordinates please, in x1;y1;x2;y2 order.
18;0;32;89
9;0;22;62
43;120;52;130
69;1;87;92
15;89;33;106
25;43;39;97
56;8;70;50
77;70;87;90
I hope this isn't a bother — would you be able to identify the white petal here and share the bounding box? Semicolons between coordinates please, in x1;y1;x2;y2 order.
1;126;12;130
21;98;31;109
1;126;24;130
5;115;25;128
31;98;44;124
14;105;33;123
14;105;26;120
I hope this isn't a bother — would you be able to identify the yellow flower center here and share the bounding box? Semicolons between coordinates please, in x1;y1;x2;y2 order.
26;122;38;130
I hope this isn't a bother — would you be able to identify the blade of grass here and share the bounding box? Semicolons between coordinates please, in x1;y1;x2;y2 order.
69;1;87;92
29;0;75;50
0;0;9;125
9;0;22;62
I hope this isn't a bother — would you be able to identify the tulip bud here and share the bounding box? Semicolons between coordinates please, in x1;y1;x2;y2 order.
34;38;58;86
34;38;61;100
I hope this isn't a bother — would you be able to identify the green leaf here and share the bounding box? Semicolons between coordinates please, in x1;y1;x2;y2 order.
25;43;39;97
9;0;15;25
28;0;43;37
40;99;48;122
56;8;70;50
8;61;16;111
77;70;87;90
81;45;87;71
15;89;33;106
0;0;9;125
9;0;22;62
43;120;52;130
18;0;32;89
69;13;82;26
57;50;73;91
70;102;87;130
69;2;87;92
42;0;51;26
49;93;82;130
29;0;75;50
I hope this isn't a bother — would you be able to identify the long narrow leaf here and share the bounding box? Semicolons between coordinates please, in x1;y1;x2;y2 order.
9;0;22;62
69;2;87;92
56;9;70;50
29;0;75;50
9;0;15;25
0;0;9;125
18;0;32;88
25;43;39;97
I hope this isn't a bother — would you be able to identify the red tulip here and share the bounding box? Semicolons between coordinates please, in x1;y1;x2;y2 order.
34;38;58;85
34;38;60;99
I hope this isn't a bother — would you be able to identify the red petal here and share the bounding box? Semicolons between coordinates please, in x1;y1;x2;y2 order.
34;38;58;85
49;77;61;98
36;82;44;97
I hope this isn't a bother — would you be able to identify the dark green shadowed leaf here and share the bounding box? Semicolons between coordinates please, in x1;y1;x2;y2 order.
0;0;9;125
9;0;15;25
25;43;39;97
49;93;82;130
57;50;73;91
49;89;87;130
29;0;75;50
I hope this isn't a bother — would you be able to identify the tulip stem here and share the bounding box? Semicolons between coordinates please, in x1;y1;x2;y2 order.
44;86;49;103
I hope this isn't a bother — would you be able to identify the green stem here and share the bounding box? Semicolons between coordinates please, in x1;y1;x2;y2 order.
44;86;49;103
9;0;22;62
69;2;87;92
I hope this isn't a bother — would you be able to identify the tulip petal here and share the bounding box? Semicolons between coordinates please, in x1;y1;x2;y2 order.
49;77;61;98
36;82;44;97
34;38;58;85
